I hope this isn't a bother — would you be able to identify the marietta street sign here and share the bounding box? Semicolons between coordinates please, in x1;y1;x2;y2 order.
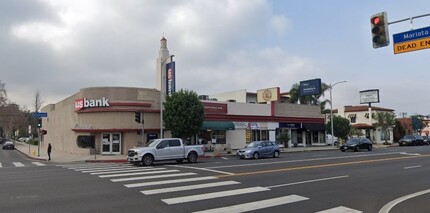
393;26;430;54
33;112;48;118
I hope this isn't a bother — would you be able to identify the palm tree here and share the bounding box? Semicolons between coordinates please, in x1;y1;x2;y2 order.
374;112;396;144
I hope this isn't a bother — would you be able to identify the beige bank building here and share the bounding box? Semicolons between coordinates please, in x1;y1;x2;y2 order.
40;38;327;156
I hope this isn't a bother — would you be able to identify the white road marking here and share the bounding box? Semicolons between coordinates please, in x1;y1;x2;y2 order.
267;175;349;189
89;167;165;175
0;163;2;168
99;169;177;178
141;181;241;195
162;186;270;205
221;157;229;160
206;152;403;169
124;176;217;188
81;166;157;173
169;165;235;175
74;165;135;171
112;172;196;182
316;206;362;213
193;195;309;213
379;189;430;213
13;162;25;167
399;152;421;156
31;162;46;166
404;165;422;169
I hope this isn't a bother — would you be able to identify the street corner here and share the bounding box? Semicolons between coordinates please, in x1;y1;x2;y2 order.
16;148;48;161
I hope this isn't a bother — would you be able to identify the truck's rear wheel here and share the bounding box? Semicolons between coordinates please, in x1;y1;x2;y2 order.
142;154;154;166
187;152;198;163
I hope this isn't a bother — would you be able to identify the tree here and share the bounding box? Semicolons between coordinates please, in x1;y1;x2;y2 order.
0;80;7;106
326;115;351;140
34;89;45;112
288;82;330;112
374;112;396;144
276;132;290;148
163;89;204;140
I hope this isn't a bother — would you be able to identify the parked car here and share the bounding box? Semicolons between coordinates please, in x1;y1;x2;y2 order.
0;138;6;144
2;141;15;150
326;134;338;146
236;140;280;159
423;136;430;145
398;135;424;146
340;137;373;152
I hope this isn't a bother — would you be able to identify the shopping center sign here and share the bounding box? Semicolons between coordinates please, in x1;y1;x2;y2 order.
74;97;110;111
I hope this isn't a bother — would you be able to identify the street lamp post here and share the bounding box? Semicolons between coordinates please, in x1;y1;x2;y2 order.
160;54;174;139
329;81;347;147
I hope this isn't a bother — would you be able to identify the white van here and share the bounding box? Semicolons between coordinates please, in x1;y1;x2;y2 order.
326;134;338;146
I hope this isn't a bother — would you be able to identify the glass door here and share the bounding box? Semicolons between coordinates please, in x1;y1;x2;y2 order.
101;133;121;154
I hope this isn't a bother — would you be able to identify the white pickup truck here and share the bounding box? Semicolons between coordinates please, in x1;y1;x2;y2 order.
127;138;205;166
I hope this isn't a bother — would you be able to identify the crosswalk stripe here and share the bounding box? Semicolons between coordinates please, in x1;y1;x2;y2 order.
31;162;46;166
112;172;196;182
90;167;166;175
74;165;135;171
100;169;179;178
0;163;2;168
13;162;25;167
162;186;270;205
82;167;152;173
316;206;362;213
141;181;241;195
125;176;217;188
193;194;309;213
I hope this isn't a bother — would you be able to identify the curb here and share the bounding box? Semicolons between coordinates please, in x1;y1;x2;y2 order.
16;148;48;161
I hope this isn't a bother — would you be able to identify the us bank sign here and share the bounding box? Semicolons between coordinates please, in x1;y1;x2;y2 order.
74;97;110;111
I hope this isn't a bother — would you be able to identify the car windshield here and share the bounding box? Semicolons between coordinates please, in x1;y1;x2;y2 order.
346;138;360;144
403;135;415;139
145;139;159;147
245;142;260;148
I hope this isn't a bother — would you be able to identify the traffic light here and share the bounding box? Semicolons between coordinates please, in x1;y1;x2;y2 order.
370;12;389;48
37;119;42;128
134;111;141;123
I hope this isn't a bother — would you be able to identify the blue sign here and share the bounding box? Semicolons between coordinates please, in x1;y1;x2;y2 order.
393;26;430;43
33;112;48;118
165;62;176;97
299;78;321;96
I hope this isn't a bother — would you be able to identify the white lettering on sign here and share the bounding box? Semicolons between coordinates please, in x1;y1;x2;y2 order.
403;29;430;40
74;97;110;111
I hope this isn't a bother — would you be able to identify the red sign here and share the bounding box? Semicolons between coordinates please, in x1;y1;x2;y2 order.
203;102;227;114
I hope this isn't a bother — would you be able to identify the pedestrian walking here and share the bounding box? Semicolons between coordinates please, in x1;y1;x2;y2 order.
47;143;52;161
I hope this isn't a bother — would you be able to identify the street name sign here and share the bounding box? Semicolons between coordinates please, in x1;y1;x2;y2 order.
393;26;430;54
33;112;48;118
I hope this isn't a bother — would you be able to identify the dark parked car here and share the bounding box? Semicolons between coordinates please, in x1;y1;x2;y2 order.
422;136;430;145
398;135;424;146
340;137;373;152
236;140;280;159
2;141;15;150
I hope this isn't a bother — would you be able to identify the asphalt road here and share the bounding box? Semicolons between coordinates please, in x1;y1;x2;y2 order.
2;146;430;213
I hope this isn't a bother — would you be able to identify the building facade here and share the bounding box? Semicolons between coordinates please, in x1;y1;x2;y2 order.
334;105;395;144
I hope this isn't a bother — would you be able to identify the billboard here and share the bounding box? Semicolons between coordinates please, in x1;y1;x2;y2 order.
360;89;380;104
256;87;280;102
300;78;321;96
165;62;175;96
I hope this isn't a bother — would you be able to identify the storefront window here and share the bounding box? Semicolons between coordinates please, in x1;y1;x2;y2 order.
77;136;95;148
212;130;226;144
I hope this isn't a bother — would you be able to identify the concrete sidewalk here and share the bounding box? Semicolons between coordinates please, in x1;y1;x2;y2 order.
14;140;390;164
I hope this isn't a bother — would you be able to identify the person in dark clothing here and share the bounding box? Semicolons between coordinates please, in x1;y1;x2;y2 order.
47;143;52;161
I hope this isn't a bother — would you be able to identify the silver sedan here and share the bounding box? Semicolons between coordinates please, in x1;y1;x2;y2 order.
236;140;280;159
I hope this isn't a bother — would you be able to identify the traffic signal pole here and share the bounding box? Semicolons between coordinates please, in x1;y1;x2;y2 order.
388;14;430;29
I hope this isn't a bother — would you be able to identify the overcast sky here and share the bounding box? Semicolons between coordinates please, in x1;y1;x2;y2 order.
1;0;429;116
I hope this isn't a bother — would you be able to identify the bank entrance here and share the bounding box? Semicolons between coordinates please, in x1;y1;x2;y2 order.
101;133;121;154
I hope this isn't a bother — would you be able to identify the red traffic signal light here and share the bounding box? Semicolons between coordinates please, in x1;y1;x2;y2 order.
370;12;389;48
